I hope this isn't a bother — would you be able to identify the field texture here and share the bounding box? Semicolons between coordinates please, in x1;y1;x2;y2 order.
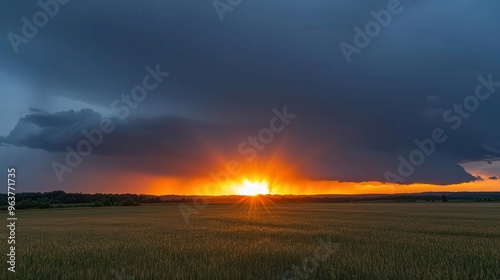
6;203;500;279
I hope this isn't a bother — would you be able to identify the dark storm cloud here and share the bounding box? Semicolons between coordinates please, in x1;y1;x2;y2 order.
1;0;500;186
0;109;212;157
0;109;274;177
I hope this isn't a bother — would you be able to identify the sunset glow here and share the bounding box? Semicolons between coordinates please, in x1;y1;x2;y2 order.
235;180;270;196
143;175;500;196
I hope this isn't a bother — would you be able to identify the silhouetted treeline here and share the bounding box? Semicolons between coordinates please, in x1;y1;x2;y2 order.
159;193;500;204
0;190;162;209
1;191;499;210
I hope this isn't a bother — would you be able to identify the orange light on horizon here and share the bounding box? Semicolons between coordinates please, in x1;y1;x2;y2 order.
148;176;499;196
234;179;270;196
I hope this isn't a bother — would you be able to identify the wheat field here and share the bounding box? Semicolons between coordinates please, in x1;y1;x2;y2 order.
7;203;500;279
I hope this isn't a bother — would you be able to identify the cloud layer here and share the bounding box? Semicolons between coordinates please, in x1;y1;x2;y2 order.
1;0;499;191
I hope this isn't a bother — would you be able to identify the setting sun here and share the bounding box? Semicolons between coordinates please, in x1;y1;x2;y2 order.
235;180;269;196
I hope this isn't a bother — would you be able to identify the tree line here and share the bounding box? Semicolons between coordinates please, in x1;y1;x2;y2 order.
0;190;162;209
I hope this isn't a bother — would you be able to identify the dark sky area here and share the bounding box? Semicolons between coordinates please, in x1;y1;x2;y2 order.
0;0;499;193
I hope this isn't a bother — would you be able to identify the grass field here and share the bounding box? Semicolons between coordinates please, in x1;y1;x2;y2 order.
6;202;500;279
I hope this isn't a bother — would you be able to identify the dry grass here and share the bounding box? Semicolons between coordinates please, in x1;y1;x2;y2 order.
7;202;500;279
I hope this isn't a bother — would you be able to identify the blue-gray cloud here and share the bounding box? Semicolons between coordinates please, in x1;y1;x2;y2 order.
1;0;499;188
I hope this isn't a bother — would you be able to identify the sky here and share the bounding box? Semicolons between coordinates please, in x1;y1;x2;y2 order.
0;0;499;195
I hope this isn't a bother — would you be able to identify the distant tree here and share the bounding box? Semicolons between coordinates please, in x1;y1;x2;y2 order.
121;198;139;206
102;198;111;206
441;195;449;202
37;202;52;209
